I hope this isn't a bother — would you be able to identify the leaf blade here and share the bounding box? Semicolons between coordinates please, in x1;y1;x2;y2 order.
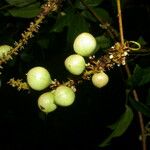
67;14;89;44
99;105;133;147
8;3;41;18
75;0;104;9
129;96;150;117
127;65;150;87
6;0;36;7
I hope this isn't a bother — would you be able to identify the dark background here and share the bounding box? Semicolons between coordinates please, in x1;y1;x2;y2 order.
0;0;150;150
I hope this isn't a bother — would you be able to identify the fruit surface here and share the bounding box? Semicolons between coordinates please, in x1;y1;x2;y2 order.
38;92;57;113
73;32;97;57
92;71;109;88
65;54;85;75
0;45;12;58
54;85;75;106
27;66;52;91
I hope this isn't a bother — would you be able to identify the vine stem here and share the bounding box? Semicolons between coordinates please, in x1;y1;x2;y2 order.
125;64;147;150
116;0;124;45
79;0;119;41
116;0;147;150
80;0;147;149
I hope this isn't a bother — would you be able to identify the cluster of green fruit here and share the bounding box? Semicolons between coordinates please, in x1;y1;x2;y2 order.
64;32;109;88
26;66;75;113
0;32;110;114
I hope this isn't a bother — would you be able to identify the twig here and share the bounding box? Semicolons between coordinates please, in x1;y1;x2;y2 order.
125;64;147;150
116;0;124;45
79;0;147;149
79;0;119;41
116;0;147;150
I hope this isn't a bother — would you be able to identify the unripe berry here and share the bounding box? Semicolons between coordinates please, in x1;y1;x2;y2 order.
0;45;12;58
64;54;86;75
73;32;97;57
38;92;57;113
92;71;109;88
27;66;52;91
54;85;75;107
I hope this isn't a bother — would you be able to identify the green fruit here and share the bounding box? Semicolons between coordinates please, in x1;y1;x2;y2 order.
54;85;75;107
65;54;86;75
92;71;109;88
73;32;97;57
0;45;12;58
38;92;57;113
27;66;52;91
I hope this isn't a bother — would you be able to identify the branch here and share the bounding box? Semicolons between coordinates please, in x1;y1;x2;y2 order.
116;0;124;45
116;0;147;150
79;0;119;41
79;0;147;149
125;64;147;150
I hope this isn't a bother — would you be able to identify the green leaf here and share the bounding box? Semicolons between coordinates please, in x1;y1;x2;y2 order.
99;105;133;147
82;8;111;23
51;10;89;45
8;3;41;18
127;65;150;87
128;65;143;87
81;10;96;22
94;8;111;22
6;0;36;7
95;35;112;52
129;96;150;117
67;14;89;44
139;70;150;86
50;10;75;32
75;0;104;9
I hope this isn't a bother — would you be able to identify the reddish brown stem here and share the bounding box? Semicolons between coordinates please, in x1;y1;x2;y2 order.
116;0;124;45
79;0;119;41
117;0;146;149
125;64;147;150
80;0;147;149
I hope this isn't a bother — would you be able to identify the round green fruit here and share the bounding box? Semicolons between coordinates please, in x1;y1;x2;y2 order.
38;92;57;113
0;45;12;58
92;71;109;88
54;85;75;107
73;32;97;57
27;66;52;91
64;54;86;75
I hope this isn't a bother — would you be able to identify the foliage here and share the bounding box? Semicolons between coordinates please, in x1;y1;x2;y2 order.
0;0;150;149
99;105;133;147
